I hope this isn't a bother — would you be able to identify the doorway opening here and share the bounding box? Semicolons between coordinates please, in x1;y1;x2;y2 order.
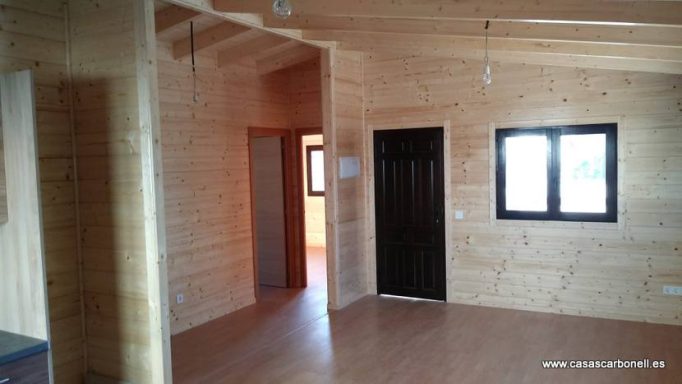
296;128;327;295
248;128;296;297
247;127;328;307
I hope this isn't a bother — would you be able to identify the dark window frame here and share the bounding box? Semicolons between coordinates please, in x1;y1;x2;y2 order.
306;145;324;196
495;123;617;223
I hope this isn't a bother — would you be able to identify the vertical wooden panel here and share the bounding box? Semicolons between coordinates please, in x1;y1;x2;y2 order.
134;0;173;382
322;49;368;309
364;53;682;325
0;1;84;382
70;0;170;382
0;70;49;341
287;58;322;287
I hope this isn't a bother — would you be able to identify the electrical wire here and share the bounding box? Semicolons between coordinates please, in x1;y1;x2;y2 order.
191;21;198;103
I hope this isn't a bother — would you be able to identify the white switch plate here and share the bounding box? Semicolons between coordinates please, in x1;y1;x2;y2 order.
455;210;464;220
339;156;360;179
176;293;184;304
662;286;682;296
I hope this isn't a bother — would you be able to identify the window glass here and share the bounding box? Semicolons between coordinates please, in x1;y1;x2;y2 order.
560;134;607;213
310;149;324;193
505;135;548;211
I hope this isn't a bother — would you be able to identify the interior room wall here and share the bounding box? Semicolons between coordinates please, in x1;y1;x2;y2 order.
364;53;682;325
0;1;84;382
156;36;290;335
288;58;322;129
69;0;170;382
302;134;326;248
322;49;368;309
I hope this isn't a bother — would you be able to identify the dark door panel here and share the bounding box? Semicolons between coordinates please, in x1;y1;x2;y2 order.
374;128;446;301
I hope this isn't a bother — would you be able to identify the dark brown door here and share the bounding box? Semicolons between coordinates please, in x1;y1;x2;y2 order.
374;128;446;301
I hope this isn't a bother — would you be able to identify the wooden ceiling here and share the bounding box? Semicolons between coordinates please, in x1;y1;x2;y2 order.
198;0;682;75
154;2;320;74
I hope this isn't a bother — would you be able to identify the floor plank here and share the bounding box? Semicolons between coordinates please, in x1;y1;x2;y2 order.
172;248;682;383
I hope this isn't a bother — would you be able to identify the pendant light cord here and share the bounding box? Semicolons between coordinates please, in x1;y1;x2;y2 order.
191;21;198;102
484;20;489;63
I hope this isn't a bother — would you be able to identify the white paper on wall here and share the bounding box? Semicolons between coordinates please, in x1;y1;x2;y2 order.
339;156;360;179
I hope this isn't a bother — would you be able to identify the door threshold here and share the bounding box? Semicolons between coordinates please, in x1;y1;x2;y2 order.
379;294;445;303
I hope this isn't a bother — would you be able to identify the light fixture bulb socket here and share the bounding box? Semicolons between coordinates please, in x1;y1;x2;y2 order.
273;0;292;18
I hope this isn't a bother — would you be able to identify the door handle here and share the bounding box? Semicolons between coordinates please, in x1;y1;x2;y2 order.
0;377;11;383
435;205;443;224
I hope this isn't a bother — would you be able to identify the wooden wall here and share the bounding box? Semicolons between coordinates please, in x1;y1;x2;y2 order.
364;53;682;325
70;0;171;382
289;59;325;249
302;134;326;247
0;1;84;382
322;49;368;309
156;37;290;335
289;58;322;129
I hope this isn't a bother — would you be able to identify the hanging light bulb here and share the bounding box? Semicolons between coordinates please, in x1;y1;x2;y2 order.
272;0;292;18
482;20;492;86
482;56;492;86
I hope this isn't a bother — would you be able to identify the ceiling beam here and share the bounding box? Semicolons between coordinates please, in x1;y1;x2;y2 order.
217;34;290;67
173;22;250;59
214;0;682;27
303;30;682;62
164;0;334;49
155;5;200;34
303;30;682;74
256;44;321;75
264;14;682;48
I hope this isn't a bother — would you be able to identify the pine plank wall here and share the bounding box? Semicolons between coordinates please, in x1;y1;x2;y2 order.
1;1;680;382
323;49;369;309
0;1;83;382
156;36;327;334
364;53;682;325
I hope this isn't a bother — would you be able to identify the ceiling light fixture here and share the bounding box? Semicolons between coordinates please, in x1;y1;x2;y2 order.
482;20;492;86
272;0;292;18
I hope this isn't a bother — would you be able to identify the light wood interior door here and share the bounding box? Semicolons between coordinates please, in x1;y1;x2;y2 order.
252;136;288;287
0;70;50;340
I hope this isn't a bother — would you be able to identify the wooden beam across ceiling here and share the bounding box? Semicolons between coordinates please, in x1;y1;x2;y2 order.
173;22;250;59
214;0;682;26
256;43;320;75
303;30;682;74
164;0;335;49
217;33;290;67
155;4;200;34
263;15;682;48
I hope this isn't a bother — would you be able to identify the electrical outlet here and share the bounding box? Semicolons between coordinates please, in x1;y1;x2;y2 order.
455;210;464;220
176;293;184;304
662;286;682;296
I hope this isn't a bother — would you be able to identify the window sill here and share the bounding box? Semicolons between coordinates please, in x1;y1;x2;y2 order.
493;219;621;231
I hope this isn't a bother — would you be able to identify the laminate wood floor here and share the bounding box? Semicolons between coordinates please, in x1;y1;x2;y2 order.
172;249;682;383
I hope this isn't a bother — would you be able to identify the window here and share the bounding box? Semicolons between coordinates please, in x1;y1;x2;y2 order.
495;123;617;222
306;145;324;196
